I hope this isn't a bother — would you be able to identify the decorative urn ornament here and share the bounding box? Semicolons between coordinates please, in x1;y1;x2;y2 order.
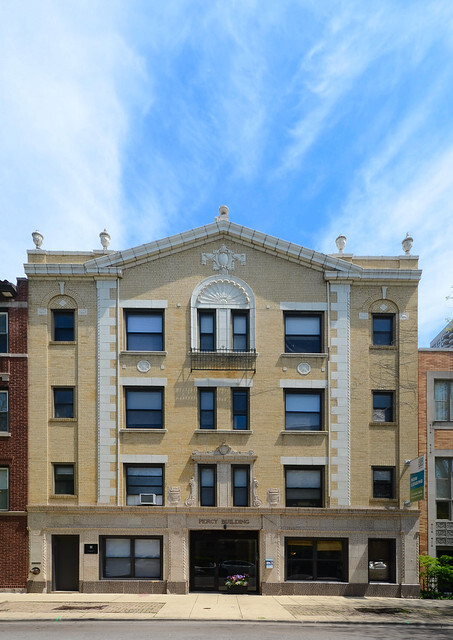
32;230;44;249
402;232;413;255
99;229;111;250
335;234;347;254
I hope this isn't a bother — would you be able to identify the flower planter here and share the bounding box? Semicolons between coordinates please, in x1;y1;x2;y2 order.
226;585;248;594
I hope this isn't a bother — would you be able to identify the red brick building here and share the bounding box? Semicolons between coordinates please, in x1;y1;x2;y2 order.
418;349;453;557
0;279;28;590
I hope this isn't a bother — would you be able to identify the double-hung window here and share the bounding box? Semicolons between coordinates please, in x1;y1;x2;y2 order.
53;387;74;419
198;311;215;351
199;464;216;506
284;313;322;353
232;389;248;430
232;312;248;351
285;467;323;507
372;314;394;346
52;310;75;341
0;467;8;510
372;391;394;422
126;311;164;351
232;465;249;507
436;458;453;519
435;381;453;421
125;465;164;505
199;389;216;429
0;312;7;352
372;467;395;499
54;464;75;495
102;537;162;579
0;390;8;432
125;388;163;429
285;390;322;431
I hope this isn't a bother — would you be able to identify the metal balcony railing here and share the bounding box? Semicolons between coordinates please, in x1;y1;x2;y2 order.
190;348;257;372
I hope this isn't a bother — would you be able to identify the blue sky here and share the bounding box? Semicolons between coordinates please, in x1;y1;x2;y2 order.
1;0;452;346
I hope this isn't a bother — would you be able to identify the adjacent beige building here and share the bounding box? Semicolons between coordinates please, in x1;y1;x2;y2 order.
26;210;421;596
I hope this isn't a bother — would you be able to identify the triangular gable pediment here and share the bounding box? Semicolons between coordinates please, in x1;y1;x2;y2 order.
83;219;362;277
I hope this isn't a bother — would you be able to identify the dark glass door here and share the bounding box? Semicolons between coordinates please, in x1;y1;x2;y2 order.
52;535;79;591
190;530;258;592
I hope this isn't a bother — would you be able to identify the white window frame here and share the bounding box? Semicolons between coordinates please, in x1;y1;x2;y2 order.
0;390;8;432
0;312;7;353
0;467;8;510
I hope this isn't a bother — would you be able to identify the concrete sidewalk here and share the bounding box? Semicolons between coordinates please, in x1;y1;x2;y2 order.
1;593;453;625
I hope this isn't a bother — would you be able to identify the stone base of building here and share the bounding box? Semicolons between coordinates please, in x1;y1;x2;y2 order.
262;582;420;598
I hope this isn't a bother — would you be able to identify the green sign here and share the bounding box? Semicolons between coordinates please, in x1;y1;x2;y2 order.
409;455;425;502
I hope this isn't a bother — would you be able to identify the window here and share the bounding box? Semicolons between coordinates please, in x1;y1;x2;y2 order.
102;536;162;579
53;387;74;419
125;388;163;429
232;389;248;430
0;312;7;352
52;310;75;341
435;381;453;421
372;391;394;422
372;467;395;499
286;538;347;581
284;313;322;353
199;389;216;430
436;458;453;520
285;390;322;431
0;390;8;432
368;539;396;582
285;467;323;507
232;312;249;351
232;465;250;507
199;464;216;506
54;464;75;495
372;314;394;346
0;467;8;510
125;465;164;505
126;310;163;351
199;311;215;351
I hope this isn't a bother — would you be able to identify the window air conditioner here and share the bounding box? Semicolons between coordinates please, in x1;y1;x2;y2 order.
139;493;157;505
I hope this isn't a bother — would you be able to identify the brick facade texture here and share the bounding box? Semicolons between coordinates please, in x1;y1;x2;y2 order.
0;278;28;588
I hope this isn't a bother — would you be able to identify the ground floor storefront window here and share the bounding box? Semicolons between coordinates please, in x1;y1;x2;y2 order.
285;538;348;581
101;536;162;579
368;538;395;582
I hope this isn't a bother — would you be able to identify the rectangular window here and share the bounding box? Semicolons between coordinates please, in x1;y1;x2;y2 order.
54;464;75;495
436;458;453;520
125;388;163;429
368;539;396;582
232;389;248;430
284;313;322;353
53;387;74;419
232;465;250;507
102;536;162;579
285;390;322;431
372;391;394;422
126;310;164;351
372;314;394;346
199;389;216;430
286;538;347;582
435;381;453;421
52;310;75;341
125;465;164;505
232;312;249;351
0;390;8;432
372;467;395;499
199;464;216;506
285;467;323;507
0;467;8;510
199;311;215;351
0;312;7;352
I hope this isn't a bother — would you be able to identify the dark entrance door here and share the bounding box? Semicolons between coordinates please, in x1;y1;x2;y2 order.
190;530;258;593
52;535;79;591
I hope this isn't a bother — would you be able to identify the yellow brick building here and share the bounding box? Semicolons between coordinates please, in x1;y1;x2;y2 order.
26;209;421;595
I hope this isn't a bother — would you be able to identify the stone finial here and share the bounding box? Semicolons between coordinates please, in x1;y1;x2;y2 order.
335;234;347;254
32;230;44;249
99;229;111;250
215;205;229;222
402;232;413;255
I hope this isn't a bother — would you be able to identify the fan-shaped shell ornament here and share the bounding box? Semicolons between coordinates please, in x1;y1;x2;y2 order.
197;279;249;306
